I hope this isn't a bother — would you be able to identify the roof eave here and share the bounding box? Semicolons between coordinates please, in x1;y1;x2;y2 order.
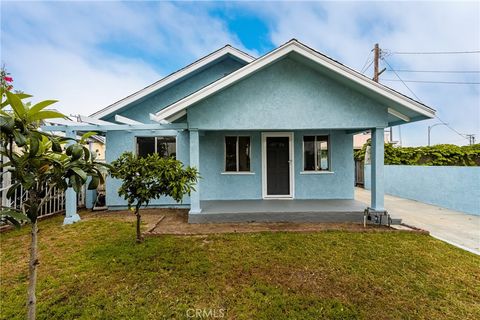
90;45;255;120
154;40;436;123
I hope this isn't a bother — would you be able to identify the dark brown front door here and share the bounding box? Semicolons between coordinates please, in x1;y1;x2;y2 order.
266;136;290;195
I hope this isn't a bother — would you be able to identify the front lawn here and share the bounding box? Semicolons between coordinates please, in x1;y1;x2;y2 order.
1;212;479;319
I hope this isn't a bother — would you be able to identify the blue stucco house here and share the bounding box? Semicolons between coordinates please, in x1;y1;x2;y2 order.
82;39;435;223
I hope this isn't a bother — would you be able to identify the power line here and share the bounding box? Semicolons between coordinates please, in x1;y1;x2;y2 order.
382;79;480;85
387;69;480;74
361;60;374;74
359;50;373;73
382;58;421;100
381;57;470;142
390;50;480;55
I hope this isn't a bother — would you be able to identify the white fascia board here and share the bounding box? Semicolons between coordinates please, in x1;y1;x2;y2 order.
165;110;187;123
388;108;410;122
114;115;143;125
154;40;435;122
45;118;81;126
79;115;114;125
90;46;255;120
291;43;435;118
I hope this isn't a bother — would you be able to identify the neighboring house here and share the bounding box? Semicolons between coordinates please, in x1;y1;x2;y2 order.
353;131;390;150
84;39;435;223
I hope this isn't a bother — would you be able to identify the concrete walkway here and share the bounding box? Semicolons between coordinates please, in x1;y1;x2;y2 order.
355;188;480;255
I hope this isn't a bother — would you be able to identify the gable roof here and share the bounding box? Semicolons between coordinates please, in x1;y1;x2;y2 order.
153;39;435;124
90;45;255;119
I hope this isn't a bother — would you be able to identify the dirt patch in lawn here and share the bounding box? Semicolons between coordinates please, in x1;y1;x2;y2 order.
131;208;414;236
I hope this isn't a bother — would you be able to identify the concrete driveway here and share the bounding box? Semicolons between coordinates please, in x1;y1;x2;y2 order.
355;187;480;255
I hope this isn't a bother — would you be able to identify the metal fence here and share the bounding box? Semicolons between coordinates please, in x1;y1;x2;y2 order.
1;155;86;219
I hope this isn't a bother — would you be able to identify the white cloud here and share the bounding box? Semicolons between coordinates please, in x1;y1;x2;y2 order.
1;1;478;146
0;1;247;116
3;41;160;116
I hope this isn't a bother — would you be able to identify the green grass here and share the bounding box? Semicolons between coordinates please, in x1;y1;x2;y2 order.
1;213;479;319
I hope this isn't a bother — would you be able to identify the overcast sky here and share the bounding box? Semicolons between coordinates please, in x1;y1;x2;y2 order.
1;1;479;146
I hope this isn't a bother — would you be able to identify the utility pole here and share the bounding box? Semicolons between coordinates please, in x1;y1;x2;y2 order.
373;43;380;82
466;134;476;145
372;43;390;141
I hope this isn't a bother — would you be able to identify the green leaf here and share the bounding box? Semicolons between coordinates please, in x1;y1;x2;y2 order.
5;91;26;118
71;167;87;181
80;131;97;143
28;100;58;117
13;130;26;147
29;136;40;157
71;144;83;160
66;144;74;156
70;175;82;193
16;93;33;100
51;139;62;152
83;146;90;161
29;110;66;121
6;183;21;199
0;209;30;228
88;176;100;190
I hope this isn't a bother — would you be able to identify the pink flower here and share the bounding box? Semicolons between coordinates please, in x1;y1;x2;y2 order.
4;76;13;82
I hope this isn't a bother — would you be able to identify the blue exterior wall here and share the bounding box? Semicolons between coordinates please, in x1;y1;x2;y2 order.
199;130;353;200
107;129;354;206
364;165;480;215
101;55;398;208
199;131;262;200
294;131;354;199
188;57;389;130
104;56;245;208
105;129;190;208
103;57;246;124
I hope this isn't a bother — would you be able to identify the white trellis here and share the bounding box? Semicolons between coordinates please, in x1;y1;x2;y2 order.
40;114;187;224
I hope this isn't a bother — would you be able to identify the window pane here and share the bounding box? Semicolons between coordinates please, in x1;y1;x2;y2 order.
225;136;237;171
303;136;315;171
238;137;251;171
137;137;155;158
316;136;329;171
157;136;176;159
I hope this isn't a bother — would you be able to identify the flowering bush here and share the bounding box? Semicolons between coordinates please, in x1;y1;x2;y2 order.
1;67;13;91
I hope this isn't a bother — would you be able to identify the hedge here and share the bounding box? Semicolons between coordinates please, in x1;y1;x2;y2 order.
354;142;480;166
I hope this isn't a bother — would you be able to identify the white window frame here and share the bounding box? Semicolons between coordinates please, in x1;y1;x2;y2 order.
223;135;252;173
302;135;331;173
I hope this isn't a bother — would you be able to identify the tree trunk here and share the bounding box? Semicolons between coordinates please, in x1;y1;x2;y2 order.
135;207;143;243
27;219;38;320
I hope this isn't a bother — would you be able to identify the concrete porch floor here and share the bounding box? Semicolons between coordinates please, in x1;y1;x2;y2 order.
189;199;368;223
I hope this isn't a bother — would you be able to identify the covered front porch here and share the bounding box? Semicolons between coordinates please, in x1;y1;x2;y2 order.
190;199;367;223
188;128;387;222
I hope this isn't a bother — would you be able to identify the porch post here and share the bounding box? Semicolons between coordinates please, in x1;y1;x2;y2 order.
189;129;201;214
63;128;81;225
370;127;385;211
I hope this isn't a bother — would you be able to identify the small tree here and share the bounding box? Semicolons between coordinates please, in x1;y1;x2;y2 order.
0;72;108;320
110;152;198;242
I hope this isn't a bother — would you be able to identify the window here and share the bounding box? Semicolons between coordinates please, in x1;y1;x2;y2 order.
225;136;251;172
136;136;176;159
303;135;329;171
